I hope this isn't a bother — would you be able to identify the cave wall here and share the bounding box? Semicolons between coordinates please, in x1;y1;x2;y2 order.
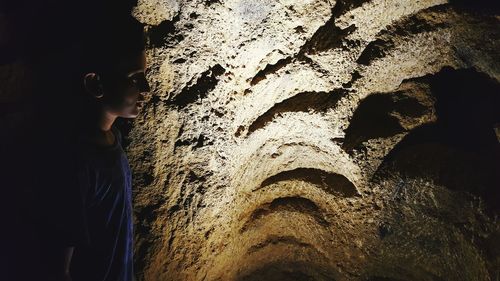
127;1;500;280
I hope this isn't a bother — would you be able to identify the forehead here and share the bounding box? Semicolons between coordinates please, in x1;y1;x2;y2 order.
112;51;146;75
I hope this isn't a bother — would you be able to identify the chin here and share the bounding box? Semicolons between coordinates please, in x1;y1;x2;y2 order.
130;107;140;118
122;110;139;119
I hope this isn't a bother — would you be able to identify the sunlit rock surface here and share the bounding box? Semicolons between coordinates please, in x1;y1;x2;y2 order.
127;1;500;280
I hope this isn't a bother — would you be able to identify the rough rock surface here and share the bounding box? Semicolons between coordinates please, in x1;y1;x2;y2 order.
127;1;500;280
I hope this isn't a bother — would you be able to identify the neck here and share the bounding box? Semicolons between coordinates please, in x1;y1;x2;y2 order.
97;110;117;132
81;104;118;147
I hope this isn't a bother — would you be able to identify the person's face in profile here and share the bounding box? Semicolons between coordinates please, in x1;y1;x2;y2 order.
102;50;150;118
84;50;151;119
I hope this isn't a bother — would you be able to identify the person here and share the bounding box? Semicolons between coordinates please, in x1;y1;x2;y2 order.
61;14;151;281
0;2;149;280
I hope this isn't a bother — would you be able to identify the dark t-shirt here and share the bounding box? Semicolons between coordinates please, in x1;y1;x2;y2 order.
71;126;134;281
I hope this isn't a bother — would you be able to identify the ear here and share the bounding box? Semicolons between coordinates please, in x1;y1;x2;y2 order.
83;72;104;98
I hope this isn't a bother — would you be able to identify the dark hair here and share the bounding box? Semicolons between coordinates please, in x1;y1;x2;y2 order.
78;14;146;76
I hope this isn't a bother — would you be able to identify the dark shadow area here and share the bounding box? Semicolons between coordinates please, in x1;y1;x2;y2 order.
246;90;346;136
237;261;338;281
169;64;225;108
374;67;500;213
240;196;329;233
448;0;500;14
257;167;359;197
250;57;293;86
342;90;430;153
356;5;449;66
298;14;356;56
247;235;313;254
365;278;408;281
148;14;183;48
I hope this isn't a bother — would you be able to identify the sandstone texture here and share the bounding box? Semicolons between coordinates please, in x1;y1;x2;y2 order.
126;1;500;280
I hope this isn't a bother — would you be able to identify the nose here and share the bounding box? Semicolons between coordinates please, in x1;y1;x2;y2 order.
136;74;151;102
137;75;151;92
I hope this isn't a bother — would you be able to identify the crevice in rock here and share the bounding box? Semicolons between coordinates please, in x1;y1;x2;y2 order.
256;168;359;198
240;268;318;281
342;90;429;153
169;64;225;108
246;89;347;136
244;270;318;281
342;70;362;88
237;261;337;281
247;0;370;87
240;196;329;233
205;0;221;6
148;15;182;48
247;235;313;253
356;38;394;66
342;94;404;152
330;0;372;18
356;5;450;66
298;19;356;56
295;0;372;57
247;1;367;87
374;67;500;212
366;277;409;281
174;133;214;150
250;57;293;86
